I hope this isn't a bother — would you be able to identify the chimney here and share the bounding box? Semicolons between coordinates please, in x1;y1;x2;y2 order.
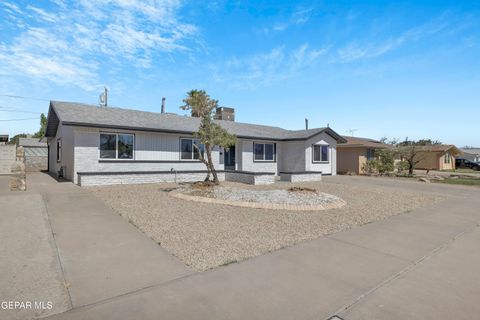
305;118;309;130
161;97;166;113
215;107;235;121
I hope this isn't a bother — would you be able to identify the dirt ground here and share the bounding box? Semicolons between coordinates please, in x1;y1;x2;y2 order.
89;180;441;271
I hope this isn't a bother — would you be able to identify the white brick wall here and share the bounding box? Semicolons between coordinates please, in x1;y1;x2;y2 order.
79;171;226;186
280;173;322;183
225;171;275;185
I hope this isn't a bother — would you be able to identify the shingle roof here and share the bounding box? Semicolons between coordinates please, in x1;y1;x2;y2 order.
338;136;391;149
46;101;346;142
18;137;47;147
416;144;461;154
461;148;480;155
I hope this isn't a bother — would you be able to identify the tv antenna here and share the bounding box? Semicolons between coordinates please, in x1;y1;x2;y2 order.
99;86;108;107
346;129;358;136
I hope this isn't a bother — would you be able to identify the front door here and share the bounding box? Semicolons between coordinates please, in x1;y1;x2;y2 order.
224;146;236;170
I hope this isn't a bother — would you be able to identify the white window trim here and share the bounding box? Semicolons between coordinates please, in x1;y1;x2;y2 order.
179;138;205;161
253;142;276;162
312;144;330;163
99;132;135;160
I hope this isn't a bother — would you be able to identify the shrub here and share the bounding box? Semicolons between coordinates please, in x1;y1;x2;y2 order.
376;149;395;173
396;161;410;173
362;159;379;175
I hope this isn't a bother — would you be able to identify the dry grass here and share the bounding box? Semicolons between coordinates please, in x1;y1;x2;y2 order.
89;180;441;271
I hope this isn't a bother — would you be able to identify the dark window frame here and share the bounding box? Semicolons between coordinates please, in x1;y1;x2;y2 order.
366;148;376;161
56;138;62;162
312;144;329;163
253;142;277;162
99;132;135;160
180;138;205;161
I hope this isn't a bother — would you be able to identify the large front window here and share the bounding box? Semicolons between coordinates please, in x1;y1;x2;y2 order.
254;142;276;161
100;133;134;159
313;145;329;162
180;138;205;160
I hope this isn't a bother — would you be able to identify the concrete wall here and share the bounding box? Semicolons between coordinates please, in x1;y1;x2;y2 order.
0;145;16;175
72;127;223;184
304;132;337;175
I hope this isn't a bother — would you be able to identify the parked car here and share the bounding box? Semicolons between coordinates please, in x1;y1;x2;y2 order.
456;158;480;170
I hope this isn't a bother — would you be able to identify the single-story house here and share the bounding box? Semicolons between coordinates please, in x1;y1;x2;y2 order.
337;136;391;174
18;137;48;171
459;148;480;163
44;101;346;186
413;145;461;171
0;134;8;145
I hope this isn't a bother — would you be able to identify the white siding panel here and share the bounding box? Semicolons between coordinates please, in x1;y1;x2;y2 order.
72;127;223;184
304;132;338;175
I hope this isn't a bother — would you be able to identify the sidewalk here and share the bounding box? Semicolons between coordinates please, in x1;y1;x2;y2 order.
46;177;480;320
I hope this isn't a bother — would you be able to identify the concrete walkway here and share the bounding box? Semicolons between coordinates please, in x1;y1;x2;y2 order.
45;175;480;320
0;173;192;319
2;173;479;320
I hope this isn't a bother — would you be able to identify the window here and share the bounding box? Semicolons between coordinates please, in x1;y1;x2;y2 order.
253;142;276;162
313;145;329;162
366;148;375;160
56;139;62;162
100;133;134;159
444;152;451;164
180;138;205;160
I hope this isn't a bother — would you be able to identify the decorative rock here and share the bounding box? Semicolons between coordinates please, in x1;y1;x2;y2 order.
418;177;430;183
10;174;26;191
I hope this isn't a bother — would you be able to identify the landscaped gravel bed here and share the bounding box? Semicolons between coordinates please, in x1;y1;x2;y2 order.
211;187;342;205
89;179;442;271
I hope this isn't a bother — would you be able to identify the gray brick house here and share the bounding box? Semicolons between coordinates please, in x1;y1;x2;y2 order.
45;101;346;186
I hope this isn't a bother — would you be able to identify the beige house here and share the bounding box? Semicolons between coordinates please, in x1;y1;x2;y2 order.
337;136;391;174
413;145;461;171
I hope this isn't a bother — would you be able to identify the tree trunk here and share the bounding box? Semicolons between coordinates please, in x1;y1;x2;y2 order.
408;161;414;175
205;144;219;184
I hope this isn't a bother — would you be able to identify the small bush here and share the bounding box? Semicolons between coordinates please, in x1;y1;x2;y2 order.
376;149;395;173
362;159;379;174
396;161;410;173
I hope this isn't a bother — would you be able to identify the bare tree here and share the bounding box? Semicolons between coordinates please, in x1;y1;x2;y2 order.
181;90;236;184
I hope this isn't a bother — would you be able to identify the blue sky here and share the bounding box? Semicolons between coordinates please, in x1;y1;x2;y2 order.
0;0;479;146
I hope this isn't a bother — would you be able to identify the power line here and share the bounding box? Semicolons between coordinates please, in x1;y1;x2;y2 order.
0;106;41;114
0;94;49;101
0;117;38;122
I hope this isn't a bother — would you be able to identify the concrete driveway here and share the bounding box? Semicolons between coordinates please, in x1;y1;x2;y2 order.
1;173;479;320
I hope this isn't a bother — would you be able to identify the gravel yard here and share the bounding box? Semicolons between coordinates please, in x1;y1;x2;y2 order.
89;180;441;271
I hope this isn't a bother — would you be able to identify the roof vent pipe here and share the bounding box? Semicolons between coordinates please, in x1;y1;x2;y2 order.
161;97;166;113
305;118;309;130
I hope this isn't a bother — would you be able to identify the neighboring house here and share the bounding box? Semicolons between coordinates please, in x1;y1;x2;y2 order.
44;101;346;186
413;145;461;171
0;134;8;145
18;137;48;172
337;136;391;174
459;148;480;163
